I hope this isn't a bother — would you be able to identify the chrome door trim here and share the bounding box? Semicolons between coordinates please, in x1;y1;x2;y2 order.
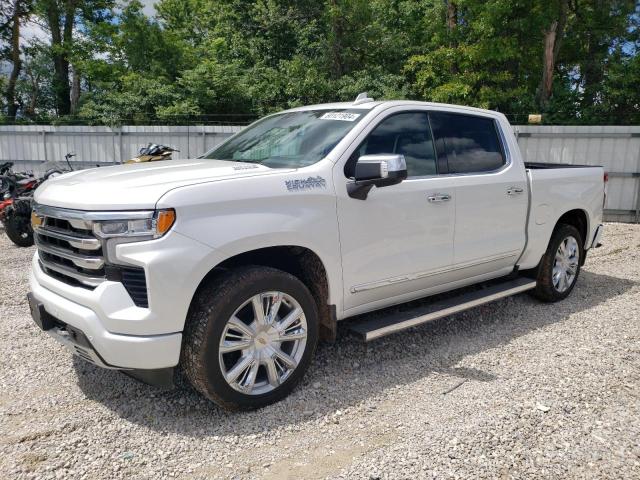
350;250;521;293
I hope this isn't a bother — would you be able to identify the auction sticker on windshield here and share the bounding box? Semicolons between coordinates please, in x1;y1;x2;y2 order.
320;112;361;121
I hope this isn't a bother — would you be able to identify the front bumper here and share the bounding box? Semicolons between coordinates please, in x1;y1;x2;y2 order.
28;222;224;375
29;267;182;371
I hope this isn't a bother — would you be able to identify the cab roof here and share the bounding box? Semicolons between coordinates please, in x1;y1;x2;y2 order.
287;98;503;118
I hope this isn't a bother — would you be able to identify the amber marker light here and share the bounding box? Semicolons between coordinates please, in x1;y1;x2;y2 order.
155;209;176;237
31;211;43;228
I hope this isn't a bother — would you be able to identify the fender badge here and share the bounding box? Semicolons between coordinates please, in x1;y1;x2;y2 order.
285;176;327;192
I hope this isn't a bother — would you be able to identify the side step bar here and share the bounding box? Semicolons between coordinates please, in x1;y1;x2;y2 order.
348;277;537;342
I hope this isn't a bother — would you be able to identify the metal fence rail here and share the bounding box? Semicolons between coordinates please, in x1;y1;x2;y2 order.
0;125;243;174
1;124;639;222
515;126;640;223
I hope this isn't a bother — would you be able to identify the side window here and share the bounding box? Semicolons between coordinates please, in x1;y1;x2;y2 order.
345;112;437;178
429;112;505;174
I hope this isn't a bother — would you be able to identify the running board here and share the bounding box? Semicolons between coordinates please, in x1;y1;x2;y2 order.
348;277;537;342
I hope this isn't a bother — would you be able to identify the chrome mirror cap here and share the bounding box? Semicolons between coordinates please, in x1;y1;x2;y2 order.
349;154;408;200
356;154;406;179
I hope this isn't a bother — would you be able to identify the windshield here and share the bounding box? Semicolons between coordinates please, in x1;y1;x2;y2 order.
202;109;367;168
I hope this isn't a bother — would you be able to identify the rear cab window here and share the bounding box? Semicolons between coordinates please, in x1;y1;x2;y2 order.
429;112;506;174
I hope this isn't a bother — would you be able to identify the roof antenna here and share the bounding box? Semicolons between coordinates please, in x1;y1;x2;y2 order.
353;92;374;105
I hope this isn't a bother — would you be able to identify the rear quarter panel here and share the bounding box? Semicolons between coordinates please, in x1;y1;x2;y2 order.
518;167;604;269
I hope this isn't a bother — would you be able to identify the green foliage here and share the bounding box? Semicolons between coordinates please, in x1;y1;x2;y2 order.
2;0;639;125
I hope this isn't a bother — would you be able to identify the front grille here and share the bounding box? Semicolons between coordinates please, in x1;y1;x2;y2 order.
35;210;105;289
34;205;150;308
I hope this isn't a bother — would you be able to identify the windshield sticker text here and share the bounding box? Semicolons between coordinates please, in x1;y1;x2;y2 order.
285;176;327;192
233;164;259;170
320;112;360;122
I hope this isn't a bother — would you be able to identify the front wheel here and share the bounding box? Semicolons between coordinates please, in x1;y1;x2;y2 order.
181;266;319;410
532;224;583;302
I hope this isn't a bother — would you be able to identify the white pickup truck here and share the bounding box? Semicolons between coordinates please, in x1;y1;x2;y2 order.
27;95;605;410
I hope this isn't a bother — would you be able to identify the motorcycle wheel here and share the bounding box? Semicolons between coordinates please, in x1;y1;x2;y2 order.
3;211;34;247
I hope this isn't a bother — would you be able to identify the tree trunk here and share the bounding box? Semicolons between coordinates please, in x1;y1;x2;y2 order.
581;32;605;106
538;0;569;108
6;0;23;119
447;1;457;33
45;0;75;116
328;0;344;78
446;1;458;73
539;21;558;108
70;65;80;114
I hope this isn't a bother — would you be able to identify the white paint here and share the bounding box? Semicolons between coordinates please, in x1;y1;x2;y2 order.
28;101;605;372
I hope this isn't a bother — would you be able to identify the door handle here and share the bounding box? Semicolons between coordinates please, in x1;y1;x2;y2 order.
427;193;451;203
506;186;524;196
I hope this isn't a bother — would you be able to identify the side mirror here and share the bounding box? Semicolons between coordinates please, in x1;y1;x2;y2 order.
348;154;407;200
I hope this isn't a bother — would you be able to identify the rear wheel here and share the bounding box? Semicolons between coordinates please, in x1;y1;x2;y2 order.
181;266;319;410
532;224;583;302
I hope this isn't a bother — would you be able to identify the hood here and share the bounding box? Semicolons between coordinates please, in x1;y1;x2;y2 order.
35;159;286;210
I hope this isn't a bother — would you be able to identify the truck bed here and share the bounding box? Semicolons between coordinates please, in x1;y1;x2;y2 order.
517;164;605;271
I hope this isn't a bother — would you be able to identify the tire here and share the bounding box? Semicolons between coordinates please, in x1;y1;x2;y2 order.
181;265;319;410
3;211;34;247
532;224;583;302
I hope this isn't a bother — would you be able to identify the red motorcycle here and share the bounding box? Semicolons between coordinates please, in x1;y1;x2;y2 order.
0;167;40;247
0;156;72;247
0;163;16;219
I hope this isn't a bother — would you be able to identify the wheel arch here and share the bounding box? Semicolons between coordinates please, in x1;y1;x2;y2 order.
191;245;337;341
555;208;589;249
520;207;591;273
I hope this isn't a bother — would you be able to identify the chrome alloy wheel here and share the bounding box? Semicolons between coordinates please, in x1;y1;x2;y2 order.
218;291;308;395
552;235;579;293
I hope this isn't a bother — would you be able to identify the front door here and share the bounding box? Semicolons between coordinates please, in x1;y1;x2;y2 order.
334;110;456;313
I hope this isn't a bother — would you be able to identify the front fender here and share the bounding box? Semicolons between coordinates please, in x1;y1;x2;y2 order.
156;167;343;315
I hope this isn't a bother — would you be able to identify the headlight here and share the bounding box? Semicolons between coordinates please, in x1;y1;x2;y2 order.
93;209;175;240
92;209;176;266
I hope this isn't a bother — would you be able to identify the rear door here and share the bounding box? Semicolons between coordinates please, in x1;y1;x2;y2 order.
429;112;527;277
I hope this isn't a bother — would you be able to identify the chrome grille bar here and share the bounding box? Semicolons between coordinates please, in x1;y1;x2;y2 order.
35;225;101;250
35;238;104;269
33;203;153;221
39;258;105;287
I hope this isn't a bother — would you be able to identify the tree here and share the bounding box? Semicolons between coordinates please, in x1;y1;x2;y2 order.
35;0;114;115
2;0;638;125
537;0;570;108
1;0;33;118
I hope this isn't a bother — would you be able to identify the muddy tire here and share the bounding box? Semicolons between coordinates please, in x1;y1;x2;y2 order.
181;266;319;410
532;224;583;302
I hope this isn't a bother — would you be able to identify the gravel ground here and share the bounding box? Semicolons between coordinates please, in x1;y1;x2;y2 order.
1;223;639;479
